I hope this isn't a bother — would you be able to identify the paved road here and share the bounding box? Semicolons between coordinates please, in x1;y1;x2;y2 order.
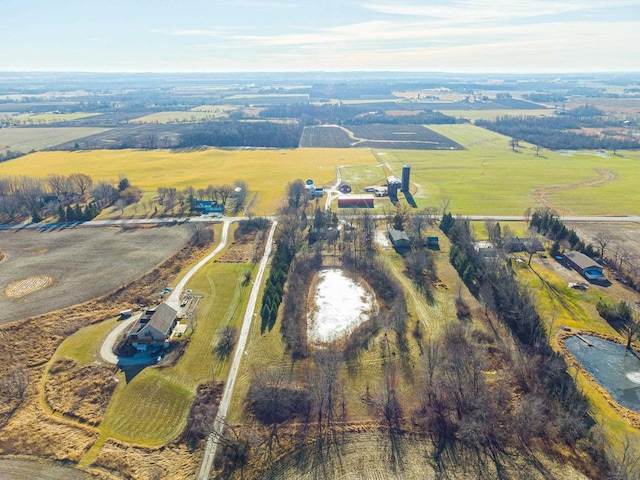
196;220;278;480
0;213;638;234
99;220;232;366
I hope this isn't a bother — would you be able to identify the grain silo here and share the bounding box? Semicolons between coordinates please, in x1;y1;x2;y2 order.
401;165;411;192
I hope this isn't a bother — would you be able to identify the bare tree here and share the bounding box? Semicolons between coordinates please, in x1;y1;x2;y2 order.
593;230;613;259
68;173;93;198
439;196;451;217
218;184;234;205
47;173;68;198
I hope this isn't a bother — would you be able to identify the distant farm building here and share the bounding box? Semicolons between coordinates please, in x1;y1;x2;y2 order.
337;194;374;208
388;228;411;249
127;303;178;351
305;183;325;199
338;182;352;194
363;185;388;197
387;176;402;198
194;200;224;214
564;251;606;282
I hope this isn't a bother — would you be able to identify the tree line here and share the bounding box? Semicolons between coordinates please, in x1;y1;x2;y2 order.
476;114;640;150
178;121;303;149
259;102;458;127
439;215;598;464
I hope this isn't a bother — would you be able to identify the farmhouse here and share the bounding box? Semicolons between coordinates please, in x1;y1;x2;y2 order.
474;241;499;263
388;228;411;249
563;251;606;282
127;303;178;351
193;200;224;214
337;194;374;208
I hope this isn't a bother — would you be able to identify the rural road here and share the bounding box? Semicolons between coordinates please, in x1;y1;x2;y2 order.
1;214;638;233
196;220;278;480
99;220;232;366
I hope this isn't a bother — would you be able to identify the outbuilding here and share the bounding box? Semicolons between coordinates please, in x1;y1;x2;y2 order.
388;228;411;249
563;251;606;282
337;194;374;208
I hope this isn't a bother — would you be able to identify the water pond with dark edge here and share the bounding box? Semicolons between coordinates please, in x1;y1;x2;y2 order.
565;335;640;413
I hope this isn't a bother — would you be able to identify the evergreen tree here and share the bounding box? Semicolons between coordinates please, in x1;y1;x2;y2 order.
31;208;42;223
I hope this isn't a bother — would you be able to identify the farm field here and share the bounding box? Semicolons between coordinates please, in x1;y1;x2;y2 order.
437;108;551;121
0;458;92;480
373;124;640;215
299;125;353;147
300;124;463;150
223;93;309;104
0;148;375;214
130;111;224;123
0;225;192;324
1;112;101;125
347;124;463;150
0;127;108;154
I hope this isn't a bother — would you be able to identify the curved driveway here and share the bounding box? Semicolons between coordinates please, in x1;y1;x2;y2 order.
99;220;232;365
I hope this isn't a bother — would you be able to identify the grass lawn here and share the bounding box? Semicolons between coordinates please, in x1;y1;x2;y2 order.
0;148;375;215
98;261;251;445
52;316;121;366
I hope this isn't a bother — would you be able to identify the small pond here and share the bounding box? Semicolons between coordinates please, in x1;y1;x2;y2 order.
565;335;640;413
308;269;375;344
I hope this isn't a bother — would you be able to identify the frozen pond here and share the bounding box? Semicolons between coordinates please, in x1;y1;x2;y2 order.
308;269;375;344
565;335;640;413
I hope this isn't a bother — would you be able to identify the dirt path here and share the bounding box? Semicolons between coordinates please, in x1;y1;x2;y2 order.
196;220;278;480
531;168;616;215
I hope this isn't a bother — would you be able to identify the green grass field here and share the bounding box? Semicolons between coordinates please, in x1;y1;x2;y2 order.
373;124;640;215
0;127;108;154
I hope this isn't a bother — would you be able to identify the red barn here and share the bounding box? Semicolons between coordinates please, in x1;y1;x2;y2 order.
337;194;374;208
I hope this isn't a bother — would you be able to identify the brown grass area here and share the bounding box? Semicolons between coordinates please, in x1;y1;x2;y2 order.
4;275;54;298
0;390;98;463
216;229;264;263
45;359;118;426
93;439;200;479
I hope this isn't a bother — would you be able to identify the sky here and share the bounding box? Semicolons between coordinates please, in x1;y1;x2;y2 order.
3;0;640;73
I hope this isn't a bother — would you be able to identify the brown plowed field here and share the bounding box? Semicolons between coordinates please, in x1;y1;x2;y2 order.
0;225;192;325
